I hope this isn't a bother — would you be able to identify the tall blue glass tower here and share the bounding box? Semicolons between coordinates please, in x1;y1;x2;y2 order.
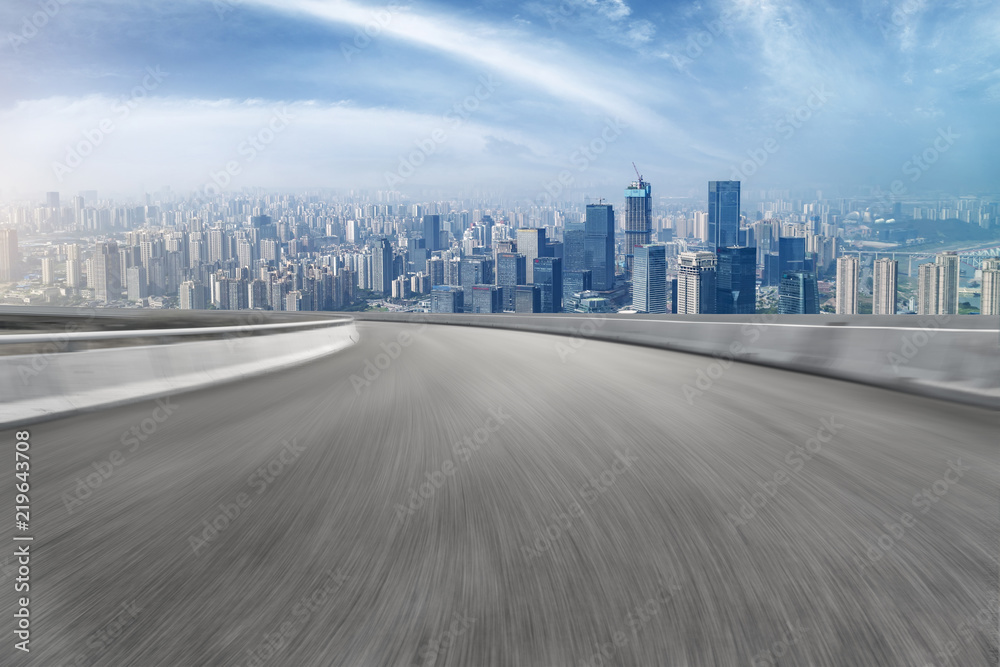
708;181;740;250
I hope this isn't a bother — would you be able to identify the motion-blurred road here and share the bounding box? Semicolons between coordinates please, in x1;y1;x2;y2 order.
3;321;997;666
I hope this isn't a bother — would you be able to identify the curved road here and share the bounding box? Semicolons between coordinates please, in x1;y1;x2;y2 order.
2;321;997;666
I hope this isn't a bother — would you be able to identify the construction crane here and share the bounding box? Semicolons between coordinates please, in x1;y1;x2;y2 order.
632;162;643;182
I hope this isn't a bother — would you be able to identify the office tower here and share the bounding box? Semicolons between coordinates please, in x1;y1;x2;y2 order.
127;265;148;301
407;237;428;273
708;181;740;250
431;285;464;313
585;204;615;290
516;228;547;283
286;290;302;311
533;256;562;313
716;246;757;315
41;257;55;285
66;257;81;288
472;284;502;313
836;255;860;315
624;176;652;276
669;276;678;314
778;271;820;314
179;280;206;309
446;257;462;286
778;236;806;275
980;258;1000;316
372;237;394;295
461;257;494;312
496;252;526;312
936;252;960;315
563;222;586;273
427;257;445;287
633;244;667;313
676;251;717;314
208;227;228;264
423;215;441;251
872;258;898;315
515;285;541;313
46;191;60;209
93;240;122;302
563;270;592;311
0;228;19;282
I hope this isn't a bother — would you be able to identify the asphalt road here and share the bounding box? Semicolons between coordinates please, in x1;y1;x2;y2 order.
2;321;997;666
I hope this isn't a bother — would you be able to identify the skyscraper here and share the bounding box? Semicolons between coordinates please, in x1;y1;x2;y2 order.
918;253;959;315
93;240;122;302
873;258;898;315
517;228;547;283
533;256;562;313
624;177;652;276
778;271;820;314
515;285;541;313
836;255;859;315
563;270;592;311
708;181;740;250
633;244;667;313
677;251;717;314
563;222;586;273
461;256;494;312
371;237;394;295
0;228;19;282
980;258;1000;317
471;284;502;313
716;246;757;314
496;252;526;312
778;236;807;275
423;214;441;252
585;204;615;290
431;285;464;313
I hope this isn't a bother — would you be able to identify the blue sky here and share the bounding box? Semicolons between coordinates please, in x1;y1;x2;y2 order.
1;0;998;201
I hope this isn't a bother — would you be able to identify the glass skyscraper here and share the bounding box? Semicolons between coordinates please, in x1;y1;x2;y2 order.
563;222;586;273
778;271;820;314
422;214;441;251
496;252;526;312
533;256;562;313
584;204;615;290
624;178;652;276
708;181;740;250
716;246;757;314
633;244;667;313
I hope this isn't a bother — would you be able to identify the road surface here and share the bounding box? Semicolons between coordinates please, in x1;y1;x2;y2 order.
2;321;996;666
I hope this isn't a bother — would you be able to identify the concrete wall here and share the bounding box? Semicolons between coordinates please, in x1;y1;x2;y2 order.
353;312;1000;409
0;315;358;427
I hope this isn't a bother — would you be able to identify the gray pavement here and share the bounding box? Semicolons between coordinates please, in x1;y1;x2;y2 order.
2;321;997;666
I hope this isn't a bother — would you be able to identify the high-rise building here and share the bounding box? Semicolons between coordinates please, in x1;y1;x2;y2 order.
461;256;494;312
471;284;502;313
585;204;615;290
371;237;394;295
980;258;1000;316
677;251;717;314
496;252;526;312
93;240;122;303
715;246;756;314
563;222;586;273
708;181;740;250
533;256;562;313
563;270;592;310
633;244;667;313
624;177;652;276
41;257;55;285
515;285;541;313
918;253;959;315
126;265;148;302
431;285;464;313
778;271;820;314
778;236;807;275
179;280;206;309
423;215;441;252
516;228;547;283
0;228;19;282
836;255;859;315
872;258;898;315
